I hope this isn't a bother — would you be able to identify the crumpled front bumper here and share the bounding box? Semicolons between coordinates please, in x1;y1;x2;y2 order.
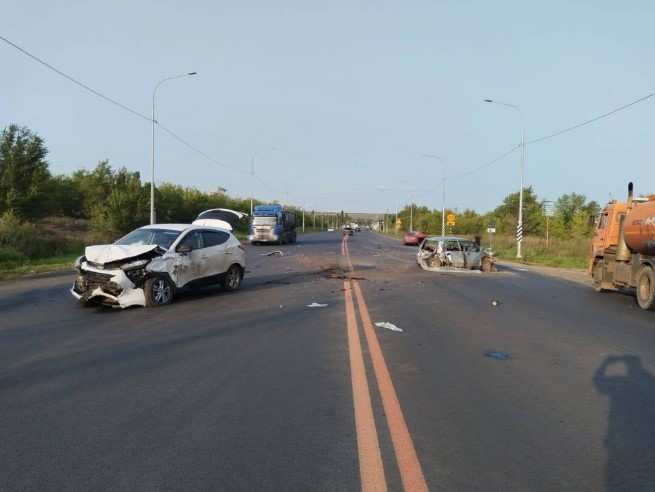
71;264;146;308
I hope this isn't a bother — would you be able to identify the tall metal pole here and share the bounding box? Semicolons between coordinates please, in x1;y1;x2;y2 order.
410;202;413;231
302;209;305;232
150;72;197;224
483;99;524;258
518;127;525;258
151;93;156;224
441;178;446;237
250;156;255;217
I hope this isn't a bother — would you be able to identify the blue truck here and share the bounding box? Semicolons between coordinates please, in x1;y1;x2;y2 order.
248;204;297;244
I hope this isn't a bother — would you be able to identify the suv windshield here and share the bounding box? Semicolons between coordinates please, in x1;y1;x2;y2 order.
115;228;181;249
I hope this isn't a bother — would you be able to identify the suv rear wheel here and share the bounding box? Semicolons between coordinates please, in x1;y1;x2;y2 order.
222;265;243;292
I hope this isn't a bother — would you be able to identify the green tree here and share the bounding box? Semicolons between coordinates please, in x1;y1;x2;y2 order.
0;125;51;218
552;193;600;238
491;187;543;235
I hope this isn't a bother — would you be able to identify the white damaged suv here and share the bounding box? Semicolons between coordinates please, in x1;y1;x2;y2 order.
71;209;247;308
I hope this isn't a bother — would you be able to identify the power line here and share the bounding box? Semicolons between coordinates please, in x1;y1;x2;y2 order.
1;35;152;123
449;144;521;181
156;125;249;177
447;89;655;181
528;90;655;145
0;34;260;184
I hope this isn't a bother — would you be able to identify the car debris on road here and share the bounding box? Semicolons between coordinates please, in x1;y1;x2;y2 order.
261;250;284;257
306;302;328;308
374;321;403;332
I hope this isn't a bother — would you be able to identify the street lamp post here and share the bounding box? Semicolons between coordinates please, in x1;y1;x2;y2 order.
250;147;278;216
484;99;525;258
409;201;413;231
151;71;197;224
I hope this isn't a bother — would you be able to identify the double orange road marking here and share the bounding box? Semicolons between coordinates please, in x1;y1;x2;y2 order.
341;234;428;492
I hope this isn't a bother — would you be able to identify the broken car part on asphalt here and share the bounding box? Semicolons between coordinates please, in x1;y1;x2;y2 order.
306;302;328;308
374;321;403;332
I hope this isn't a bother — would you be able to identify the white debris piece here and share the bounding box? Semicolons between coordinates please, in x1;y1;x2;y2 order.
374;322;403;332
261;250;284;256
306;302;328;308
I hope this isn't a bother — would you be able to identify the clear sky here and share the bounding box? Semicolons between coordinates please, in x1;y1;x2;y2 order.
3;1;654;213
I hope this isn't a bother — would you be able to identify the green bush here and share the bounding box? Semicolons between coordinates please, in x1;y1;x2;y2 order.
0;246;27;268
0;211;84;259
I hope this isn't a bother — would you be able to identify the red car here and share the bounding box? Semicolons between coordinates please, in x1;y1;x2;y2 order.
402;230;427;246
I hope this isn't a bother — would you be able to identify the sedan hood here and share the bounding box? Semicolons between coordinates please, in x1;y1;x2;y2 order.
85;244;160;265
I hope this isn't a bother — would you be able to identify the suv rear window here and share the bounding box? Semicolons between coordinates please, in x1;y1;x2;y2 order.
202;230;230;247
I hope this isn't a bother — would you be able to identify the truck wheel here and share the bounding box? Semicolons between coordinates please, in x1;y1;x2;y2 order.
592;260;606;293
636;265;655;311
222;265;243;292
145;276;174;307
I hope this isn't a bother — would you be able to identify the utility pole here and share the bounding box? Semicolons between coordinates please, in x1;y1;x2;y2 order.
151;71;197;224
441;178;446;237
410;202;413;231
484;99;525;259
302;209;305;232
250;156;255;217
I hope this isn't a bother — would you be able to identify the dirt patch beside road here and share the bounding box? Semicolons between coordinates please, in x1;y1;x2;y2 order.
499;260;591;287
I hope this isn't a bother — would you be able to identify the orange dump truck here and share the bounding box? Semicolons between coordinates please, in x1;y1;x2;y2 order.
590;183;655;310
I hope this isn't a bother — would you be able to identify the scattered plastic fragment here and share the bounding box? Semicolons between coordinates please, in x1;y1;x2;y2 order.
374;322;403;332
484;350;510;360
307;302;328;308
490;299;501;307
261;250;284;256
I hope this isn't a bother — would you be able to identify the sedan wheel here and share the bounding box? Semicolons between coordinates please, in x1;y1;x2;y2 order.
222;265;243;292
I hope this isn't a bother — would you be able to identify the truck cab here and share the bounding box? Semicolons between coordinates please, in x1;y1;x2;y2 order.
249;204;297;245
590;201;627;265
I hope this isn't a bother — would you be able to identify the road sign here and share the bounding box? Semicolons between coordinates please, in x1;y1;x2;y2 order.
487;227;496;234
447;213;456;226
543;201;555;217
516;224;524;241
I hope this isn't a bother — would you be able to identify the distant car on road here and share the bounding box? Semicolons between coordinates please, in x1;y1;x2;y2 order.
342;225;354;236
417;236;495;272
71;210;246;308
402;230;428;246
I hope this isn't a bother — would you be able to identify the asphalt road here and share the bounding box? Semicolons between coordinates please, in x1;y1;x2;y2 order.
2;231;654;491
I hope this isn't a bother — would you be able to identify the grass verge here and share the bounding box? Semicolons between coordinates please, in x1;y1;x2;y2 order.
0;253;78;280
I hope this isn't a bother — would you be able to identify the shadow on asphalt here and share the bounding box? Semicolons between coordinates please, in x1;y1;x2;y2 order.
593;354;655;491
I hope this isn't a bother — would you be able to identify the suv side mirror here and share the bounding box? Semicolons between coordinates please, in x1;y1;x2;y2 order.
177;244;193;255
